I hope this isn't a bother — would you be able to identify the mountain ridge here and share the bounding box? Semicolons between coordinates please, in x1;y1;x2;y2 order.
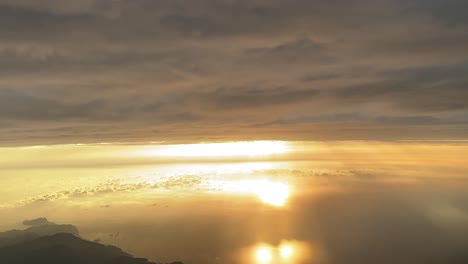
0;218;183;264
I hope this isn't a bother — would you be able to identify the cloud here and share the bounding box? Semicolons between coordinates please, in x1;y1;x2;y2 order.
0;4;96;40
331;64;468;112
188;86;320;110
417;0;468;25
246;38;334;64
0;0;467;144
11;174;207;207
0;89;112;121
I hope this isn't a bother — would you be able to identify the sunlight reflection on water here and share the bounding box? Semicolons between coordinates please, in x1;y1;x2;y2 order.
209;179;291;207
241;241;314;264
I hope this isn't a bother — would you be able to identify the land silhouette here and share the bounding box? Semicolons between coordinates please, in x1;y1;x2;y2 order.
0;218;182;264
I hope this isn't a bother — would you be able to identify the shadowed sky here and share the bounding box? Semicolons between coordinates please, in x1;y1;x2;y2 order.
1;0;468;145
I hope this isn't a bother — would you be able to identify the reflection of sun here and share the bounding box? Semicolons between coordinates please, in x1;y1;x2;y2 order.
249;241;310;264
256;246;273;263
256;181;290;207
213;179;290;207
279;243;294;259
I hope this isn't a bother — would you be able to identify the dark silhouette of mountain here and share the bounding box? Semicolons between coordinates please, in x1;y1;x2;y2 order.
0;233;181;264
0;221;78;248
0;218;183;264
25;223;79;236
22;217;56;227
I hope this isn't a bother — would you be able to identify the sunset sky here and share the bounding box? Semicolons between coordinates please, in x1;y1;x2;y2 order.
1;1;468;264
0;0;467;145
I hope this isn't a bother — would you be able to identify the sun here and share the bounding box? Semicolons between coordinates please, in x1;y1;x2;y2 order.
255;181;290;207
214;179;291;207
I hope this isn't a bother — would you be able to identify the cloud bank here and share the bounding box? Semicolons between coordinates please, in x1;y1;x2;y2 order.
0;0;467;145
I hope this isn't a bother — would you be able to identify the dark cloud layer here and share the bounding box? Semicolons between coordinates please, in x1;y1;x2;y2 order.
0;0;467;145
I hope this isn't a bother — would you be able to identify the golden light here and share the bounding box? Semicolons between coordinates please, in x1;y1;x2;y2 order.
245;241;313;264
135;141;291;158
256;181;290;207
255;246;273;263
279;243;294;259
212;179;291;207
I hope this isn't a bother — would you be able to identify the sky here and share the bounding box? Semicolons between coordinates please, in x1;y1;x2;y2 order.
1;2;468;264
0;0;468;146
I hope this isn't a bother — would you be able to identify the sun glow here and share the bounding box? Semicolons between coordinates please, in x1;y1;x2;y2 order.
256;181;290;206
136;141;291;158
213;179;290;207
248;241;312;264
279;243;294;259
255;246;273;263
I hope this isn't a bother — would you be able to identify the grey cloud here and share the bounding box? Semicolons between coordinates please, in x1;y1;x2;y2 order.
188;86;320;110
0;4;97;40
160;15;221;36
0;0;467;144
246;38;334;64
331;64;468;112
418;0;468;25
257;113;366;126
375;115;448;125
0;89;204;123
301;73;342;82
258;113;467;127
0;47;181;76
0;89;72;120
0;89;115;121
157;1;295;37
371;33;468;59
379;64;468;81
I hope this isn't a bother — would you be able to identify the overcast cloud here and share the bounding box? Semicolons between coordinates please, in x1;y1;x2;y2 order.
0;0;467;145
